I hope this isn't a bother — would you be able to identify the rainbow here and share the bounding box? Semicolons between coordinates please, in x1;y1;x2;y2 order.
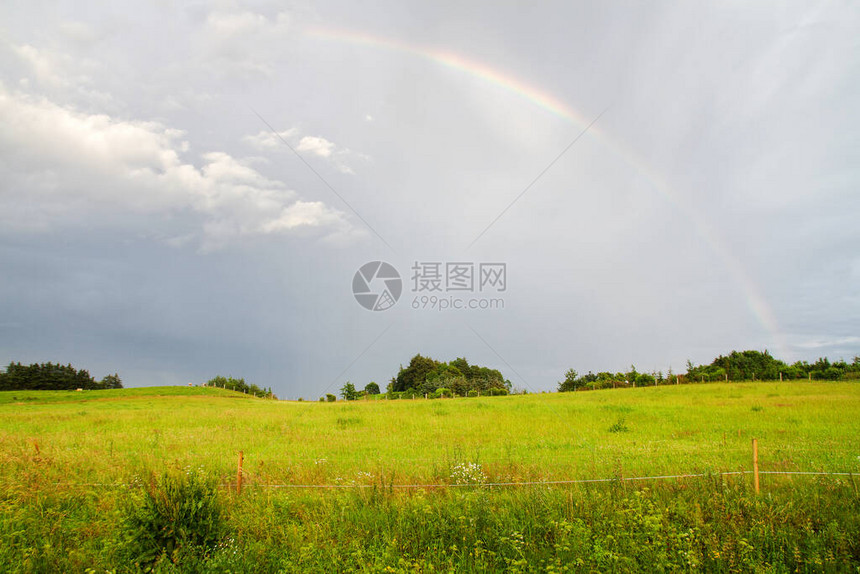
306;26;785;358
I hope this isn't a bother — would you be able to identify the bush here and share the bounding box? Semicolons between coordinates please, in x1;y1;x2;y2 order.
365;382;381;395
467;390;479;397
120;467;226;568
608;417;630;433
340;382;358;401
326;394;336;402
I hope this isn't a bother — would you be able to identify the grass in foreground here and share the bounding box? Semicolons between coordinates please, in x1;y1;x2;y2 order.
0;382;859;572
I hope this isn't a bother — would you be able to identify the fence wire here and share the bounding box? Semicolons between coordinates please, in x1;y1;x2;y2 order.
31;469;856;491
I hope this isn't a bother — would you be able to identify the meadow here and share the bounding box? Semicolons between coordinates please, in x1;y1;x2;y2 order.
1;382;859;572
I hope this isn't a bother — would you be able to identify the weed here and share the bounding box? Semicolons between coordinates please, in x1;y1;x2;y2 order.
608;417;630;433
120;466;227;568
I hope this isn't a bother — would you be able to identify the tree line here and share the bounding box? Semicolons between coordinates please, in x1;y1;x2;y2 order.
204;376;276;399
333;354;511;401
389;354;510;397
559;350;860;392
0;361;122;391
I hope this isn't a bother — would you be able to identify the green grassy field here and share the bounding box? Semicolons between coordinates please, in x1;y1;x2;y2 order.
1;382;859;572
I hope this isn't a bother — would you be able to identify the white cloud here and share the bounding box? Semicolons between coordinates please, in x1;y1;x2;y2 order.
6;42;116;112
10;43;101;90
0;88;356;247
244;128;369;174
205;11;270;37
57;21;100;47
260;200;345;232
296;136;335;158
794;336;860;350
198;10;294;78
12;44;63;87
242;128;298;150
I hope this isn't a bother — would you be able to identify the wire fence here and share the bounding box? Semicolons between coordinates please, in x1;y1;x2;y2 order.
34;469;857;492
5;437;857;494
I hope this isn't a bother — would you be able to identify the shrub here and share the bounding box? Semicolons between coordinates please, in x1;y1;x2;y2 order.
340;382;358;401
120;467;226;568
326;394;336;402
364;382;381;395
467;390;479;397
607;417;630;433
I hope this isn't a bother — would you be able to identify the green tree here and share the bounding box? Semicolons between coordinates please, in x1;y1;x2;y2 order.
100;373;123;389
205;376;272;397
392;354;441;392
0;361;98;390
340;382;358;401
557;368;580;392
364;382;380;395
636;372;655;386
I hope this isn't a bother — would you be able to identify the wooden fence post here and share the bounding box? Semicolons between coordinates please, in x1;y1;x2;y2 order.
237;450;244;495
752;438;760;494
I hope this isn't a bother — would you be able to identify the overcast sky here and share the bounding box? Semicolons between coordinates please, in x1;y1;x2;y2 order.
1;1;857;398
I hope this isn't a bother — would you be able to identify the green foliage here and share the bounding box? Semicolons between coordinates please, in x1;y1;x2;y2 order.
391;354;441;392
557;368;579;392
325;394;336;402
364;382;380;395
393;354;508;396
205;376;274;399
697;350;787;381
0;361;121;391
688;351;860;382
100;373;124;389
607;417;630;433
340;382;358;401
563;350;860;393
3;478;859;572
0;383;860;570
120;467;226;568
561;369;646;391
635;372;655;386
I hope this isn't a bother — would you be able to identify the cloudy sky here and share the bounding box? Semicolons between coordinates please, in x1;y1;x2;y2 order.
1;1;857;397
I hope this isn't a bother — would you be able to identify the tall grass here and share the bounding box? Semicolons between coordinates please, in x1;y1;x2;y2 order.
0;382;859;571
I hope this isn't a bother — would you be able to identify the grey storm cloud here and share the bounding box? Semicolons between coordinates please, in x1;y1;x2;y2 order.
0;1;857;398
